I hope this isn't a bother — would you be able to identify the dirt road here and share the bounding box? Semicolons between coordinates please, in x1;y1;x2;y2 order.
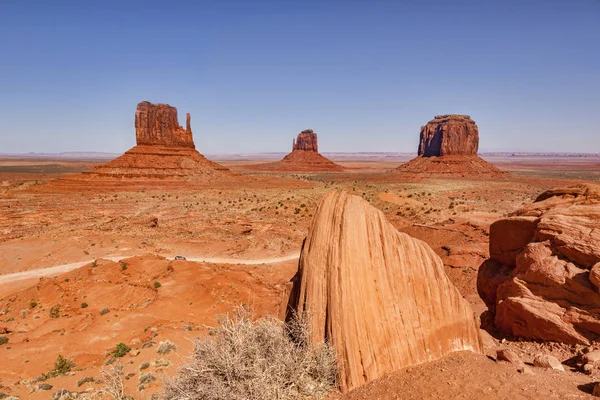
0;253;300;285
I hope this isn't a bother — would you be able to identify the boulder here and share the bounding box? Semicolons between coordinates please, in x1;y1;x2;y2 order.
497;349;523;367
533;354;564;372
478;184;600;345
287;191;482;392
418;114;478;157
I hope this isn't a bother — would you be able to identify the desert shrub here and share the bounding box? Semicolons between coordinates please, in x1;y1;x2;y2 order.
156;340;176;355
153;281;161;289
139;363;150;371
120;262;128;271
30;301;38;308
77;376;95;387
139;372;156;385
0;336;8;345
100;307;110;315
163;307;337;400
113;343;131;358
54;355;75;375
49;305;60;318
81;302;88;309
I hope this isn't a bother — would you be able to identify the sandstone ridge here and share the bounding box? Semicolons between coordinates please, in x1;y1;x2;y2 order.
287;191;482;392
478;184;600;344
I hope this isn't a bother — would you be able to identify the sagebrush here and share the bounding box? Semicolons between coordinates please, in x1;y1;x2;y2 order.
163;307;337;400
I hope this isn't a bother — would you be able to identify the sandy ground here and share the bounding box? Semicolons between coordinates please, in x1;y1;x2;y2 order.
1;155;599;398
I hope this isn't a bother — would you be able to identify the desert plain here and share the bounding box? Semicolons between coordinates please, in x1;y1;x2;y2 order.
1;148;600;399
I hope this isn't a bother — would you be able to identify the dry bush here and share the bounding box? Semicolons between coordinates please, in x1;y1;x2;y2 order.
163;307;337;400
100;362;133;400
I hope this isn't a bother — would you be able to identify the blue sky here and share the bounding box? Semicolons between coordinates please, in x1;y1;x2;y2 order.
1;0;599;154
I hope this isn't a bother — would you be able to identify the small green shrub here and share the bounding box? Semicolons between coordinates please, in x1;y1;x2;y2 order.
0;336;8;345
113;342;131;358
81;302;88;309
30;301;38;308
53;354;75;375
120;262;128;271
49;305;60;318
100;307;110;315
153;281;161;289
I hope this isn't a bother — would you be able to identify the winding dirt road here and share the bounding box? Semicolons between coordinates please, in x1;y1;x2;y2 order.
0;253;300;285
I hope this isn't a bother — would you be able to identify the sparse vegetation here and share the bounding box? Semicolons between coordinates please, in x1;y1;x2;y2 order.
49;305;60;318
29;301;38;308
53;354;75;375
113;342;131;358
164;307;337;400
153;281;161;288
100;362;133;400
100;307;110;315
0;336;8;345
156;340;176;355
81;302;88;309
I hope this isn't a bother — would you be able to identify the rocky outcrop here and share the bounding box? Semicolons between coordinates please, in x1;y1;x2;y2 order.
292;129;318;152
249;129;344;172
418;115;478;157
135;101;195;148
287;191;482;392
478;184;600;344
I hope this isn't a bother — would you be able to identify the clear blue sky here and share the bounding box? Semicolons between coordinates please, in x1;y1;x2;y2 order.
1;0;599;154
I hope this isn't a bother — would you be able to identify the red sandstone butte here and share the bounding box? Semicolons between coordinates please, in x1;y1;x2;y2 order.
134;101;195;148
248;129;344;172
419;114;479;157
396;115;505;177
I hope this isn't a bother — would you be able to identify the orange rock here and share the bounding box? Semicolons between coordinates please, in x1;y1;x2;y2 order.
478;184;600;344
287;191;482;393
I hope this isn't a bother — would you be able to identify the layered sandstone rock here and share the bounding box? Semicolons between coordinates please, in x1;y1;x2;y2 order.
287;191;482;392
478;184;600;344
419;114;478;157
396;115;505;177
249;129;344;172
135;101;195;148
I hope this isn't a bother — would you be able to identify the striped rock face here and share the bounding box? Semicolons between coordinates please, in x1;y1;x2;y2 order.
135;101;195;148
418;114;479;157
288;191;482;393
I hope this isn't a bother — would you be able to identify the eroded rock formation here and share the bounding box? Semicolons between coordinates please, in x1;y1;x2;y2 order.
287;191;482;392
419;114;478;157
135;101;195;148
396;114;505;177
292;129;318;152
249;129;344;172
478;184;600;344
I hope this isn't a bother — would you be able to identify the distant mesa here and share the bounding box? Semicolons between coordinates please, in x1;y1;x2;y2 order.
287;191;482;393
397;114;505;177
248;129;344;172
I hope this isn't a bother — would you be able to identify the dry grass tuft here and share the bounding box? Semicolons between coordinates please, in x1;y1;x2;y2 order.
163;307;337;400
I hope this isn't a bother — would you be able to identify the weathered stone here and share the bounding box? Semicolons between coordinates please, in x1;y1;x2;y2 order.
497;349;523;366
478;184;600;345
533;354;564;371
418;114;478;157
584;363;595;375
593;382;600;396
287;191;482;393
590;263;600;291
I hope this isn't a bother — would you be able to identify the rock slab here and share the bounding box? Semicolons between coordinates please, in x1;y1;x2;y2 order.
287;191;482;392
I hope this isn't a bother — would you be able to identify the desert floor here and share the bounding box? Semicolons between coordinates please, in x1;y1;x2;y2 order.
1;155;599;399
